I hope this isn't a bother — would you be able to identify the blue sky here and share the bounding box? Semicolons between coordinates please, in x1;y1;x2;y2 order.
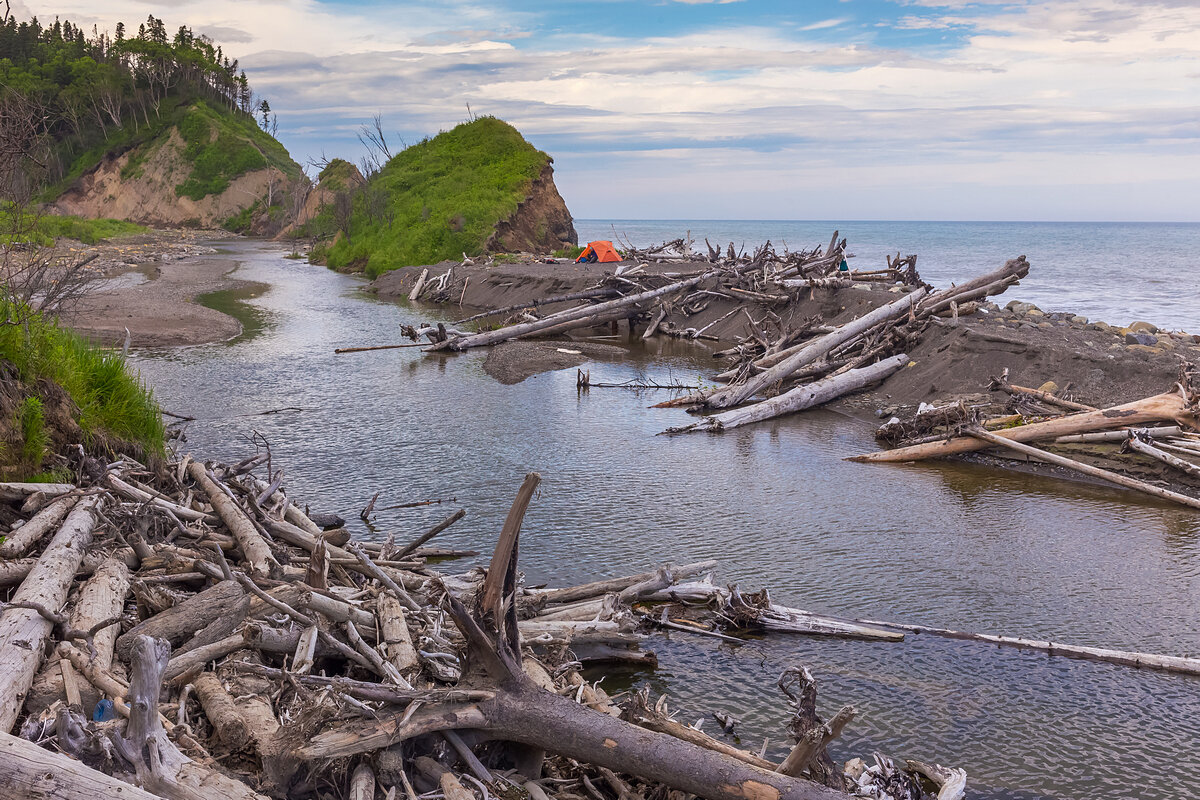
19;0;1200;220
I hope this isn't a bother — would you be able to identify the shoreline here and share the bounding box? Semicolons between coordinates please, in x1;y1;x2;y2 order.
61;231;262;348
369;257;1200;411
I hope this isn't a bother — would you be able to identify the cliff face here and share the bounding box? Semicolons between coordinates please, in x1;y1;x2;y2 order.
486;163;577;254
51;102;301;234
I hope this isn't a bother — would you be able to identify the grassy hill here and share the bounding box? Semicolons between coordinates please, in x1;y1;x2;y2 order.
317;117;554;276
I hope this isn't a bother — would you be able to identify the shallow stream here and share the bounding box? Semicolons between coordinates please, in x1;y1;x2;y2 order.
132;240;1200;800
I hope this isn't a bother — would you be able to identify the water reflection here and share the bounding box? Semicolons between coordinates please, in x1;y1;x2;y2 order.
131;241;1200;800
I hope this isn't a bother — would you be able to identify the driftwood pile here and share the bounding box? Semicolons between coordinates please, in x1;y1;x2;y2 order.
0;455;972;800
368;233;1031;436
854;364;1200;511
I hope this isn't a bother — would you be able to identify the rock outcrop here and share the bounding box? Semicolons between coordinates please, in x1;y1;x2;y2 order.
486;163;577;253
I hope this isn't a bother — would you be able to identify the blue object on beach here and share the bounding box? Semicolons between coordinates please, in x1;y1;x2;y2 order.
93;698;115;722
838;259;849;272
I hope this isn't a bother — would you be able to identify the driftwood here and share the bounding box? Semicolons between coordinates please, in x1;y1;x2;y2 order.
0;497;98;732
967;427;1200;510
850;391;1196;463
667;354;909;434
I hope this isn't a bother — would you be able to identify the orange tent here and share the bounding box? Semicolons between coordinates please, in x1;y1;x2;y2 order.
575;240;622;263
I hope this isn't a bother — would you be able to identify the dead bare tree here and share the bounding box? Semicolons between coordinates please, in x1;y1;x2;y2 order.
356;112;394;178
0;88;102;322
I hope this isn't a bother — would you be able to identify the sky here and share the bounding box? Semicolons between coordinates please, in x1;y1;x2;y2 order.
16;0;1200;221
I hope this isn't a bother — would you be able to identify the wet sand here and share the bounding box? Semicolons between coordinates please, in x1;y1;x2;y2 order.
64;251;260;348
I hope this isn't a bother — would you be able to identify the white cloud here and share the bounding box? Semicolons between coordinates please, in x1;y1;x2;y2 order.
17;0;1200;219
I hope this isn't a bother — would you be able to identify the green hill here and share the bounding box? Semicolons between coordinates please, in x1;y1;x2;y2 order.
1;14;301;231
316;117;576;276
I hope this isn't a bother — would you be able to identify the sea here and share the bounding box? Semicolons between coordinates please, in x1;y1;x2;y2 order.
576;220;1200;333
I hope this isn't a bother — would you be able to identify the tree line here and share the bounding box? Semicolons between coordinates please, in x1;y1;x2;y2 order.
0;11;271;193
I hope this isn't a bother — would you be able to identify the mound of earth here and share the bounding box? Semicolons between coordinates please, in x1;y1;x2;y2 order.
53;101;302;235
483;341;627;384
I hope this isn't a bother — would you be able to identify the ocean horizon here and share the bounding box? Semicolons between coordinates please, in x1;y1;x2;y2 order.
576;219;1200;332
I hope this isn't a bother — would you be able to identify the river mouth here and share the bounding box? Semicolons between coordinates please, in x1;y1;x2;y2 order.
132;239;1200;800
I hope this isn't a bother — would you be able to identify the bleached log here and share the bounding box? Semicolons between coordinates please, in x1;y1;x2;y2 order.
352;764;377;800
446;272;717;350
0;495;78;558
408;268;430;302
378;593;420;677
188;462;279;579
850;391;1196;463
26;557;130;713
0;730;162;799
0;482;73;501
1124;435;1200;479
917;256;1029;316
193;671;280;755
1053;426;1182;444
669;354;909;434
968;427;1200;510
106;474;218;525
906;760;967;800
0;497;98;733
531;560;718;605
702;289;927;409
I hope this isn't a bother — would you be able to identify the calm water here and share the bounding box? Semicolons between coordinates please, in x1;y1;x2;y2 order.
577;220;1200;332
132;239;1200;800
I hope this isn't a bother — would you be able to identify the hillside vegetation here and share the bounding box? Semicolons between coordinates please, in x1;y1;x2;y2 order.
1;14;301;230
316;117;555;276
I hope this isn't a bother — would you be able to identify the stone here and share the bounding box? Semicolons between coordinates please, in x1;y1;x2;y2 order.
1070;315;1088;324
1128;321;1158;334
1005;300;1042;316
1125;331;1157;346
1125;344;1161;356
1037;381;1059;394
1026;309;1045;318
1091;321;1113;333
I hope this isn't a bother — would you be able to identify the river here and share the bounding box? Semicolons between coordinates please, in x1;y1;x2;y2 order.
131;239;1200;800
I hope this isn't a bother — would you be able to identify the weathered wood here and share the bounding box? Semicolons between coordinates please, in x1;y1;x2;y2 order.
532;560;718;606
193;671;254;751
379;592;420;677
408;267;429;301
669;354;909;434
121;635;268;800
480;472;541;619
906;760;967;800
392;508;466;560
702;289;927;409
0;482;73;502
968;427;1200;510
117;579;245;660
851;391;1196;463
351;764;377;800
0;497;98;733
188;462;279;578
1124;435;1200;479
447;273;716;350
0;730;162;799
917;256;1029;316
105;474;217;525
0;495;78;558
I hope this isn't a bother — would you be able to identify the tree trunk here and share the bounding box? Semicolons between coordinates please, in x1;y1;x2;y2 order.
672;354;908;434
0;497;98;733
447;272;716;351
116;579;245;660
703;289;927;409
187;462;279;578
0;730;162;800
0;495;78;558
850;391;1195;463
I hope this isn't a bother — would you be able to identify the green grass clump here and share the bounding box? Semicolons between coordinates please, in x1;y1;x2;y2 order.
0;203;146;246
18;397;48;466
318;159;359;191
176;101;289;200
0;300;164;457
322;117;551;276
554;245;585;259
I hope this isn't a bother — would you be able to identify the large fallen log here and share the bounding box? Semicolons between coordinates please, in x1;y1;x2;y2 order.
0;496;98;733
666;354;909;434
188;461;279;579
849;391;1197;463
0;494;78;559
0;730;162;799
443;272;716;351
966;427;1200;511
701;289;927;409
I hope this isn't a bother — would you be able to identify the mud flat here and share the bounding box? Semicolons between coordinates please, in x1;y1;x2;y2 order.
63;240;263;348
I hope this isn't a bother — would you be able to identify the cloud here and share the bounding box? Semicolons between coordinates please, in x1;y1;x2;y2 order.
15;0;1200;219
